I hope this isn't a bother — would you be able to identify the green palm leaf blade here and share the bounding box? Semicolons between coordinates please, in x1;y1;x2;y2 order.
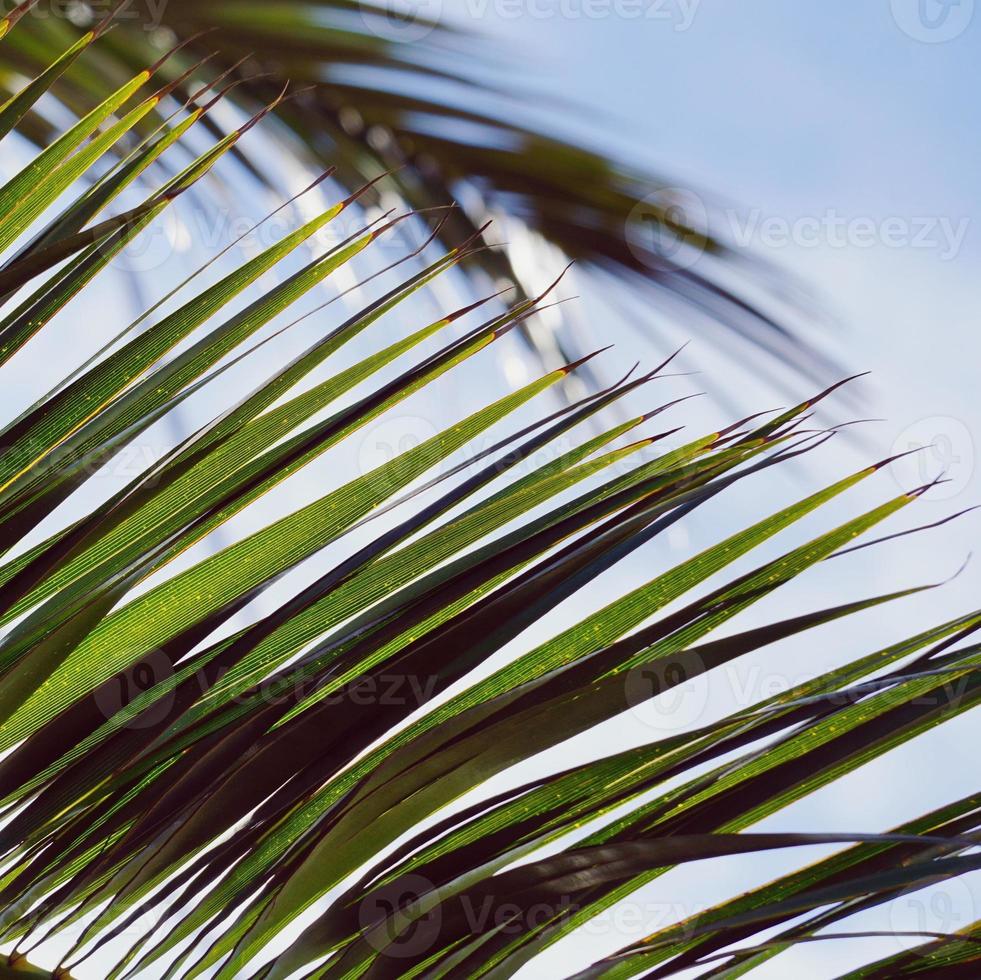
210;480;922;976
288;610;981;979
78;436;796;980
0;59;163;250
0;196;171;301
0;380;680;964
0;315;621;875
85;386;664;755
0;230;474;582
0;218;383;543
0;419;644;859
0;0;41;40
310;833;981;980
488;647;981;978
835;920;981;979
0;24;97;142
22;436;662;917
0;276;510;686
0;186;368;494
0;101;250;368
0;354;580;749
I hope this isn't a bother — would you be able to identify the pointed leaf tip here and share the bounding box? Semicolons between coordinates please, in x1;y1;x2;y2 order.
148;28;215;75
872;444;931;471
642;340;690;380
340;167;405;208
559;344;613;375
447;285;514;323
641;391;704;422
803;370;871;409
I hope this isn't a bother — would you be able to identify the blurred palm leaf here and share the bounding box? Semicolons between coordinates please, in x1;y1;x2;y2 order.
0;0;830;380
0;17;977;980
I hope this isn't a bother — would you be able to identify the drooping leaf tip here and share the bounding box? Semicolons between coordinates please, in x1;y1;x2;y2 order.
642;425;685;446
153;52;218;103
908;473;953;498
641;340;690;380
307;166;338;192
1;0;41;34
716;407;783;438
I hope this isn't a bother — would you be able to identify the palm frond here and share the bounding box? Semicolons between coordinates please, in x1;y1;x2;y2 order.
0;23;976;980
